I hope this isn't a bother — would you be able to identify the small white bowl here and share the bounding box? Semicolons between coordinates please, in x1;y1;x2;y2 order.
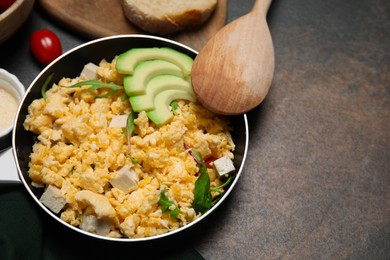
0;69;25;147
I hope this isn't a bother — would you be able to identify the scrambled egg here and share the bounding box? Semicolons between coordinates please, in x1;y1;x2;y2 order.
23;58;235;238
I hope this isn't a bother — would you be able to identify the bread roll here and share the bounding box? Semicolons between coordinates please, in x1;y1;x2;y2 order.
122;0;218;35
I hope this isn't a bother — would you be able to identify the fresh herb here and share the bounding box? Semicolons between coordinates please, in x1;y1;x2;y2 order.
128;157;139;164
192;154;212;214
184;144;213;214
185;144;234;214
120;92;128;101
126;111;138;156
41;73;54;100
211;176;233;193
184;143;202;165
159;190;180;218
210;176;234;206
170;100;179;111
126;111;137;137
67;80;123;98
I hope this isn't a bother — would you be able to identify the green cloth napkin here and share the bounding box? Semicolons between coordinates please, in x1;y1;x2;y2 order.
0;184;204;260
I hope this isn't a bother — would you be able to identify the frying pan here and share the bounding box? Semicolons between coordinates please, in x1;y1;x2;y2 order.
4;35;249;241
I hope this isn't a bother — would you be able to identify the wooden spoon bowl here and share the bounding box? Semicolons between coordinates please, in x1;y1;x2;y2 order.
191;0;274;115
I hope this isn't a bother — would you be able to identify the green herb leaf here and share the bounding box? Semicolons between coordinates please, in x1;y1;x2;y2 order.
192;159;212;214
68;80;122;90
170;100;179;111
41;73;54;100
186;144;234;213
184;143;202;165
126;111;137;137
170;207;180;218
159;190;179;218
95;89;117;98
120;92;128;101
210;176;234;206
186;147;213;214
126;111;138;156
159;191;172;212
67;80;124;98
211;176;234;193
129;157;139;164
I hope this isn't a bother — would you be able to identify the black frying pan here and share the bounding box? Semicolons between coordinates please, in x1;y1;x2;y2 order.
11;35;249;241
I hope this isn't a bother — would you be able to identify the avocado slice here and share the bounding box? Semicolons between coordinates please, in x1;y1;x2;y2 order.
123;60;184;96
130;75;193;112
147;89;196;126
116;47;193;77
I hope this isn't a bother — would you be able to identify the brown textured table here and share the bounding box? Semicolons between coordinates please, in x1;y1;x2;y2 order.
0;0;389;259
194;0;390;258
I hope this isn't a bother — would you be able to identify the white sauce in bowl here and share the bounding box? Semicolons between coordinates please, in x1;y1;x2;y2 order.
0;86;19;131
0;69;25;138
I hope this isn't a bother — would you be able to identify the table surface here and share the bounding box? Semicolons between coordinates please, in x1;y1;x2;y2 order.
1;0;389;259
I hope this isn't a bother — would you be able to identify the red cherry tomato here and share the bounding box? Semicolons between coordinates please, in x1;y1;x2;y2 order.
30;29;62;65
0;0;15;12
205;157;217;168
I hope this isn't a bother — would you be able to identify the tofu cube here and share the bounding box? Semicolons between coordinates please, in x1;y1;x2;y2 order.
213;156;236;177
109;115;128;128
80;62;99;80
80;214;112;236
110;165;138;194
39;185;66;214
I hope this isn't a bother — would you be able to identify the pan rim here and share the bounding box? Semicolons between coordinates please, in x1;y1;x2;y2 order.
12;34;249;242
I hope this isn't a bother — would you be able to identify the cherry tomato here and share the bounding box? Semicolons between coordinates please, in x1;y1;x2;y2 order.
0;0;15;12
205;157;217;168
30;29;62;65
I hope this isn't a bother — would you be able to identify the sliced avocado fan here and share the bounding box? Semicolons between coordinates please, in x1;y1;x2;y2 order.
116;47;196;126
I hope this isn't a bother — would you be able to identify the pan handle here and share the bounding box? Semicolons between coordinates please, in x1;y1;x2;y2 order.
0;148;21;183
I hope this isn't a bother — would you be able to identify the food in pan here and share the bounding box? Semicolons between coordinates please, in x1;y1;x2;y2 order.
23;47;236;238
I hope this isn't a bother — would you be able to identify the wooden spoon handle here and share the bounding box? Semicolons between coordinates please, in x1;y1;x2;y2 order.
251;0;273;16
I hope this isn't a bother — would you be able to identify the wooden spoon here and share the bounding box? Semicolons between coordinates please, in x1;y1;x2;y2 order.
191;0;274;115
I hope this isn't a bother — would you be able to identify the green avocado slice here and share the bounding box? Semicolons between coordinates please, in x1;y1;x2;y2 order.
147;89;197;126
130;75;193;112
116;47;193;76
129;75;195;112
123;60;184;96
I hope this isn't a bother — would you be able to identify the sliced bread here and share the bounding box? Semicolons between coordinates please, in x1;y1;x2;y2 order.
122;0;218;35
